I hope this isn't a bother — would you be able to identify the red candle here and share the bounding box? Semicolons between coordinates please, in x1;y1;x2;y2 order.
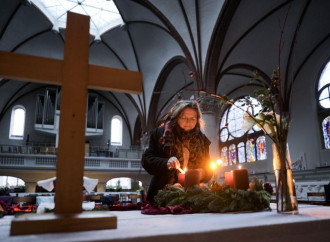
178;173;185;186
233;169;249;190
184;169;201;190
225;171;234;188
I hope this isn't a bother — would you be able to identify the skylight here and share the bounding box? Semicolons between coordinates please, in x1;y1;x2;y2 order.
31;0;124;39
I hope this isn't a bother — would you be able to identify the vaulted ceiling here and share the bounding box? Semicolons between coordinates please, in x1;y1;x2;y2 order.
1;0;330;139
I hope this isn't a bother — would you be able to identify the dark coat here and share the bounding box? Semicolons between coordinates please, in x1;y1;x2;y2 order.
142;126;212;201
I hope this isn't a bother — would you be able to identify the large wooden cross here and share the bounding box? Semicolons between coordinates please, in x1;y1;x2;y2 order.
0;12;142;235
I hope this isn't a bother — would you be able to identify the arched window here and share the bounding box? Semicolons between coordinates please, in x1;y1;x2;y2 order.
219;96;266;165
246;139;256;162
237;142;246;163
322;116;330;149
256;136;267;160
318;61;330;108
9;105;26;140
318;61;330;149
111;115;122;146
221;146;228;166
106;177;142;192
0;176;25;188
229;144;237;165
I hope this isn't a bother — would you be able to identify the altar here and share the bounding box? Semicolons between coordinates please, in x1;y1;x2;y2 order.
1;203;330;242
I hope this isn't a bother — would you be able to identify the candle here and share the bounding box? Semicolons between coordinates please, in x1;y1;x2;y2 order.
184;169;201;190
225;171;234;188
233;169;249;190
178;173;185;186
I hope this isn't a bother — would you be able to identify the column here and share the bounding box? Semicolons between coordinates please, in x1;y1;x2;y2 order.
97;182;106;193
24;182;36;193
197;96;221;161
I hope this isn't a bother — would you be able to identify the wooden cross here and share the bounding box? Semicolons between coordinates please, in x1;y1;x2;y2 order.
0;12;142;235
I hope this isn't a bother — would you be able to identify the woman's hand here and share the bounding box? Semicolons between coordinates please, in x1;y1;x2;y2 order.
167;157;180;170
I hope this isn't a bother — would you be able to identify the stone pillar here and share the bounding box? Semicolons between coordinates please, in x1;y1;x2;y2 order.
25;182;36;193
97;182;106;193
197;96;221;161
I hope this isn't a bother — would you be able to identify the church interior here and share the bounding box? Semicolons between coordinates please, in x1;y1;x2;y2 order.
1;0;330;241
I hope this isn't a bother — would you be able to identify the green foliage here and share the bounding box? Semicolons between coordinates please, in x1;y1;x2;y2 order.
250;176;264;191
155;185;271;213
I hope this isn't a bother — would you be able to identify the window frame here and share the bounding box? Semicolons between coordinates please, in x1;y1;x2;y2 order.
219;96;266;165
317;60;330;149
110;115;122;146
9;105;26;140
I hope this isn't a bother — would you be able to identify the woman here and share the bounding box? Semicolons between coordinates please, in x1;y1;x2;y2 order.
142;100;212;202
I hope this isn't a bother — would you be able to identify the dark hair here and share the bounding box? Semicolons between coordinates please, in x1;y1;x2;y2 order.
168;100;204;130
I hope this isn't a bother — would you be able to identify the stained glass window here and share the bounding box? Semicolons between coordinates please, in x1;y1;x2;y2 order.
256;136;267;160
229;144;237;165
318;62;330;149
318;62;330;108
322;116;330;149
237;142;246;163
246;139;256;162
219;96;265;165
221;146;228;166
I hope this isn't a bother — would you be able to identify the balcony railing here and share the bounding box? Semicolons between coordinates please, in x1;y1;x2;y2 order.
0;143;144;158
0;153;145;172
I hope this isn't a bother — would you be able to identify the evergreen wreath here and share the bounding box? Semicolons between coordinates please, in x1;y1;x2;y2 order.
155;178;271;213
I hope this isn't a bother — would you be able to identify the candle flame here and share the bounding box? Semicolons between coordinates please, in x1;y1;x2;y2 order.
238;165;242;169
216;159;222;166
178;167;185;174
210;162;216;170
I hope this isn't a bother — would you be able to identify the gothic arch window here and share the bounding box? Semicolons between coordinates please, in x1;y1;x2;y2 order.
246;139;256;162
237;142;246;163
111;115;122;146
229;144;237;165
219;96;267;165
256;136;267;160
221;146;228;166
318;61;330;149
9;105;26;140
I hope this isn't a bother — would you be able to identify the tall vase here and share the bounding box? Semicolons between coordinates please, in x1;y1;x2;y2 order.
272;142;298;214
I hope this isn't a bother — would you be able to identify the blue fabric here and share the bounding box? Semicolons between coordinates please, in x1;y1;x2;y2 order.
0;196;12;206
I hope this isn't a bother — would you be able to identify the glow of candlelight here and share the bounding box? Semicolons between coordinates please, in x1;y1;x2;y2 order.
238;165;242;169
216;159;222;166
178;167;185;174
210;162;216;170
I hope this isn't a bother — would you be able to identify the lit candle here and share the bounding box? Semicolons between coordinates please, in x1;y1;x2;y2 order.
184;169;201;190
233;168;249;190
210;162;216;179
225;171;234;188
178;172;185;186
177;167;186;186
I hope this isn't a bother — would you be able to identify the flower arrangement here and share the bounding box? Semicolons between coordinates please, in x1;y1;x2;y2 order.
201;65;298;213
202;66;290;148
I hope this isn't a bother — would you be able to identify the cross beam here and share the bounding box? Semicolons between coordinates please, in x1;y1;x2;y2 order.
0;12;142;235
0;52;142;94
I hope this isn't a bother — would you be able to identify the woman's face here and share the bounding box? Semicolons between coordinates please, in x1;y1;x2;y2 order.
177;107;198;132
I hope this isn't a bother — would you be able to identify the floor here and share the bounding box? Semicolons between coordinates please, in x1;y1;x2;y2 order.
1;203;330;242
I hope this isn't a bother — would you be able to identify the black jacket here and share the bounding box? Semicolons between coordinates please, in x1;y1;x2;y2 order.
142;126;212;201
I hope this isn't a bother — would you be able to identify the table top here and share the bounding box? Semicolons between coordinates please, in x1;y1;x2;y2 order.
1;203;330;242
